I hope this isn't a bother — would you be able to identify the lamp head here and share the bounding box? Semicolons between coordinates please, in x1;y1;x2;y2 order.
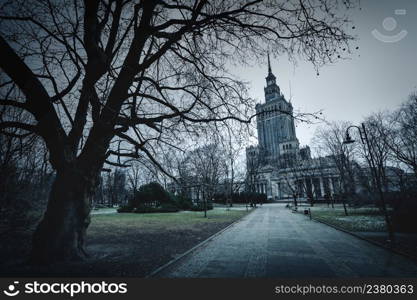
343;132;355;145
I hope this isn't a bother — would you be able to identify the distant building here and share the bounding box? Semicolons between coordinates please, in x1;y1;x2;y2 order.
166;177;203;204
167;177;245;203
246;56;341;202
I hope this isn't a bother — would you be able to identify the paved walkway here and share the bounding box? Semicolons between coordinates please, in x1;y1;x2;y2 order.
155;204;417;278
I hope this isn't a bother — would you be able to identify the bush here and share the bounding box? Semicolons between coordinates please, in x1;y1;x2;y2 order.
347;192;377;208
134;204;179;213
173;194;194;210
213;192;267;204
159;202;180;212
119;182;180;213
128;182;174;208
117;205;134;213
213;193;227;204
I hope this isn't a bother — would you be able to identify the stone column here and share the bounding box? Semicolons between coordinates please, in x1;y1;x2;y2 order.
304;179;308;198
274;182;278;200
329;177;334;195
277;182;281;199
319;177;324;198
311;178;315;197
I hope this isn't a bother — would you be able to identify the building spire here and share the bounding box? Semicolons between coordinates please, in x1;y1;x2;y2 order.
267;51;272;75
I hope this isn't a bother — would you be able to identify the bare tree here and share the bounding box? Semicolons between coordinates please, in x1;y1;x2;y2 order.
279;153;325;208
313;121;357;211
127;161;142;197
282;172;300;208
358;115;394;242
220;126;246;207
360;115;391;192
379;94;417;181
0;0;357;263
188;142;226;216
277;154;304;207
110;168;127;206
245;147;264;192
0;103;53;226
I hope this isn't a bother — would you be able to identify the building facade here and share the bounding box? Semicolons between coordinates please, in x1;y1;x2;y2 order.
246;56;341;202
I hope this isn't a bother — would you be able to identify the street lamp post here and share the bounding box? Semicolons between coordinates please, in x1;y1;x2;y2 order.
339;145;351;216
343;123;395;244
199;182;210;218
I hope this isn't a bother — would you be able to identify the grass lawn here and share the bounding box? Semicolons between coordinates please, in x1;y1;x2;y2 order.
91;207;248;229
307;205;386;232
0;207;251;277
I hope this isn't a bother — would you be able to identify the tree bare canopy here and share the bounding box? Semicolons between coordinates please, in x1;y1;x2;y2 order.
313;121;357;194
379;95;417;180
0;0;357;263
0;0;357;172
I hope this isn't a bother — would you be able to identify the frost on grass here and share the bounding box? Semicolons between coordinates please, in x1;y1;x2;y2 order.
335;216;386;232
309;205;387;232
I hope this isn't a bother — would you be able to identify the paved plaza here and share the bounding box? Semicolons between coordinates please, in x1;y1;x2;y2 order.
155;204;417;278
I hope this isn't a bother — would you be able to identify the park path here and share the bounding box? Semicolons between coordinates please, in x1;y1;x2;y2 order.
155;203;417;278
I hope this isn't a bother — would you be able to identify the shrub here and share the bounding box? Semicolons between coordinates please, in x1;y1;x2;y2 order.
129;182;173;208
133;206;157;213
134;203;179;213
160;202;180;212
213;193;227;204
117;205;134;213
174;194;194;210
212;192;267;204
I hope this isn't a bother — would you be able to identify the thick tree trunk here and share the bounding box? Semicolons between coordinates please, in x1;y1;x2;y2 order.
30;167;98;264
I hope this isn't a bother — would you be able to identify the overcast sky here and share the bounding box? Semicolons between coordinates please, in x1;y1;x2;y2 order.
236;0;417;147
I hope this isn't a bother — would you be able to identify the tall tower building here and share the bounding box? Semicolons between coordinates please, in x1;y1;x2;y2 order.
246;55;339;202
255;54;299;162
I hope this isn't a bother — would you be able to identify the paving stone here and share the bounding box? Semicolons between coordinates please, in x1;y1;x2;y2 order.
267;255;336;278
156;204;417;278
